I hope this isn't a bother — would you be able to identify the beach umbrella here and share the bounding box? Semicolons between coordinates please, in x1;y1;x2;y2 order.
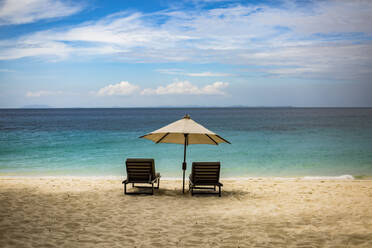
140;114;231;193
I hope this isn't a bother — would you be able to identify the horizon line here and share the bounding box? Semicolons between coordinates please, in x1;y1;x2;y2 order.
1;106;372;109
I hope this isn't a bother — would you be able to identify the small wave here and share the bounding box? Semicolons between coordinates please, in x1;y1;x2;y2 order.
303;175;354;180
219;175;356;180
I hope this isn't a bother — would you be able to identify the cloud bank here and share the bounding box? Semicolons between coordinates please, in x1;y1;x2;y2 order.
96;81;229;96
141;81;228;95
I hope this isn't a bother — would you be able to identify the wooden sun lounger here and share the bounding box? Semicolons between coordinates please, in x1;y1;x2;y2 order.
122;158;161;195
189;162;223;197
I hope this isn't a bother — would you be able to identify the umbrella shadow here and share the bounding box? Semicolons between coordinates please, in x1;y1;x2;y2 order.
154;187;257;199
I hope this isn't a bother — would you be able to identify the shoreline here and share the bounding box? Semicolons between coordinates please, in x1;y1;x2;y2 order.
1;174;371;180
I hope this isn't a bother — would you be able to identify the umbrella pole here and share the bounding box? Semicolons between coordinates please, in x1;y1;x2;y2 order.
182;134;188;194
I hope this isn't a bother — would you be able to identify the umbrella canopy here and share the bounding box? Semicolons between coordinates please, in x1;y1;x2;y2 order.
140;115;230;145
140;114;230;193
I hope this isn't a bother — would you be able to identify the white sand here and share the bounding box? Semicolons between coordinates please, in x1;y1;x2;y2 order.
1;178;372;247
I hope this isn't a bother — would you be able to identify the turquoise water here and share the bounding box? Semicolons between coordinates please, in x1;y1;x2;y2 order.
1;108;372;178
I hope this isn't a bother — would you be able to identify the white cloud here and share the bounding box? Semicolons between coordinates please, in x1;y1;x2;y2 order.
201;81;229;94
26;90;63;97
155;69;185;75
97;81;140;96
0;0;82;25
156;69;231;77
186;72;231;77
141;81;228;95
0;68;14;72
0;40;73;60
0;0;83;25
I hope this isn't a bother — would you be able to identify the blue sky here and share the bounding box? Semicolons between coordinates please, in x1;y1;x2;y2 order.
0;0;372;107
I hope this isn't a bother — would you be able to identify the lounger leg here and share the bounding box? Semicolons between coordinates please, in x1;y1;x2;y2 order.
218;186;221;197
156;178;160;189
124;183;127;195
214;185;216;191
152;183;154;195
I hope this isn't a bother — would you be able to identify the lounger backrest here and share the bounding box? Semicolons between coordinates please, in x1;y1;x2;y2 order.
191;162;221;184
126;158;156;182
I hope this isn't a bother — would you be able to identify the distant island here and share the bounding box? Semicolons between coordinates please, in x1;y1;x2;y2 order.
21;105;53;109
17;105;294;109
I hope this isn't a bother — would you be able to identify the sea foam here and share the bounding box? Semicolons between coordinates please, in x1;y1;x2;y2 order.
302;175;354;180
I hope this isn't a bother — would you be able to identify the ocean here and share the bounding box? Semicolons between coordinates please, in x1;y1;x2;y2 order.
1;108;372;178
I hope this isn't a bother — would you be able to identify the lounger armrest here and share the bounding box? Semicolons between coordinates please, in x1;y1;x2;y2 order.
122;179;128;184
149;177;159;183
149;173;160;183
189;175;194;185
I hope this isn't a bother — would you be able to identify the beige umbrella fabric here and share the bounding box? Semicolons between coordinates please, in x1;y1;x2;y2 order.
140;114;230;193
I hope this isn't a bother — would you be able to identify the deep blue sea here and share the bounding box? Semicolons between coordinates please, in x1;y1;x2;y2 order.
1;108;372;178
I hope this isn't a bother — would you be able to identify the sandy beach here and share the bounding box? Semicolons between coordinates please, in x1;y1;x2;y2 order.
0;178;372;248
